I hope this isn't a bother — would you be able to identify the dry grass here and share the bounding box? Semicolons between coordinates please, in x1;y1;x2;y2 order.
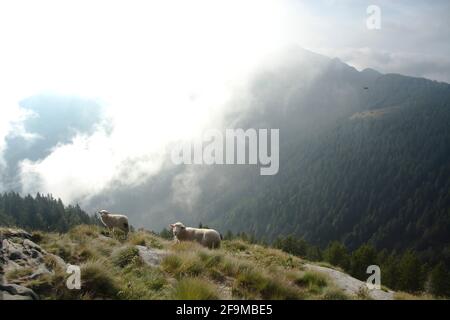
10;224;433;300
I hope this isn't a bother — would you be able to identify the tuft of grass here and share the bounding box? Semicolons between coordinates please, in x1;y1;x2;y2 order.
260;278;303;300
118;262;169;299
6;267;34;281
128;232;164;249
43;254;65;272
232;268;302;299
220;258;242;277
161;252;205;277
69;225;101;241
208;268;226;282
394;292;434;300
80;260;120;298
294;271;328;294
223;240;249;252
322;287;351;300
170;278;219;300
198;251;224;268
45;240;75;263
171;241;203;252
112;246;140;268
161;254;183;273
31;231;45;243
77;245;97;263
128;233;147;246
356;286;373;300
25;270;77;300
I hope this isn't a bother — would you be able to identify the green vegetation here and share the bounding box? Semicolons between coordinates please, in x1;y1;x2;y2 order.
189;70;450;286
4;224;393;300
0;192;96;232
170;278;219;300
294;271;328;293
112;246;140;268
2;191;448;299
225;231;450;297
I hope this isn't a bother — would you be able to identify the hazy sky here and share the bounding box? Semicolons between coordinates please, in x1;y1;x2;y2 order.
0;0;449;205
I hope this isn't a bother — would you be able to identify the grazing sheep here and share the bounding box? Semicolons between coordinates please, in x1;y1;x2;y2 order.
170;222;222;249
98;210;129;235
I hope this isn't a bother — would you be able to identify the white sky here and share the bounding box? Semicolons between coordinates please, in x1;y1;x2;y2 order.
0;0;449;203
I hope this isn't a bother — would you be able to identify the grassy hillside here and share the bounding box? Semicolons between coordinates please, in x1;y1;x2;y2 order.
1;225;434;300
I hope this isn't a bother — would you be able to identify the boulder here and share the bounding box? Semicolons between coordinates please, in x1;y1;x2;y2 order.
136;245;167;267
0;228;68;300
0;283;39;300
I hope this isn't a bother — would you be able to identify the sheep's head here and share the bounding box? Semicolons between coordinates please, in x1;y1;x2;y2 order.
170;222;186;236
98;210;110;218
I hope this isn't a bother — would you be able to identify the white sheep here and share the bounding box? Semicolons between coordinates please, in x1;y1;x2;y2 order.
98;210;129;235
170;222;222;249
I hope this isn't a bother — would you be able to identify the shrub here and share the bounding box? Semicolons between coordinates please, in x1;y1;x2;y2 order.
429;262;450;298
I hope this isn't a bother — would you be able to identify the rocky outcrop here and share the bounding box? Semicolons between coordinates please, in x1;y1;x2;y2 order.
0;283;39;300
305;264;395;300
1;228;66;300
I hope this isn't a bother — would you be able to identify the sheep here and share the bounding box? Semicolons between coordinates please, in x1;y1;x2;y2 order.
98;210;129;236
170;222;222;249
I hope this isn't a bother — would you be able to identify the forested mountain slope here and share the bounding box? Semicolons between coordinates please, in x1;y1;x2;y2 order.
191;50;450;264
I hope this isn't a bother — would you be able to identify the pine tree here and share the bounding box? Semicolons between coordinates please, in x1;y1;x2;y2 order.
350;244;377;280
397;250;425;293
429;262;450;297
324;241;350;270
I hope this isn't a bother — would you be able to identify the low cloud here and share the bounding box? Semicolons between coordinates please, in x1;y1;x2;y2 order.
329;47;450;83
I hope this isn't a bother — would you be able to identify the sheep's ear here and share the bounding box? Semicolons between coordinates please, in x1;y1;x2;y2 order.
170;224;174;228
181;225;186;229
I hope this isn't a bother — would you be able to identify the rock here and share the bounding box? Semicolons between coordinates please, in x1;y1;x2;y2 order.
8;249;25;260
0;228;32;240
23;239;43;252
48;253;67;270
305;264;395;300
1;292;34;300
0;228;68;301
136;245;167;267
30;249;41;259
0;283;39;300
